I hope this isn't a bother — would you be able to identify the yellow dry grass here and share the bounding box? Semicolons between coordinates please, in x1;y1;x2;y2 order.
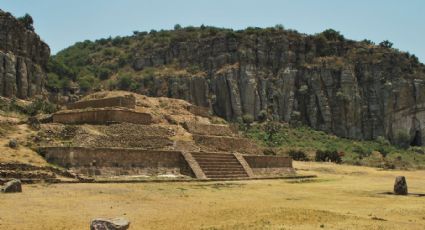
0;122;48;166
1;162;425;230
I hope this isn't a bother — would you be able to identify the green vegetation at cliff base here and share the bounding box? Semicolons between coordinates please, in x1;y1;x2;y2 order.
243;123;425;170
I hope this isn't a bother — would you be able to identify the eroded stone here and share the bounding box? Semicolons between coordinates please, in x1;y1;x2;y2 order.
90;217;130;230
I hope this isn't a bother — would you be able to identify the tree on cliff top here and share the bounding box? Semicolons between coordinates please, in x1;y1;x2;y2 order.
379;40;393;48
17;13;34;31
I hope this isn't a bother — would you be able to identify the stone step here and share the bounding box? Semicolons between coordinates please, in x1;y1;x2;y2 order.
201;165;241;170
191;152;235;157
193;156;236;161
203;169;244;173
190;152;249;179
0;170;56;179
206;174;249;178
196;162;241;166
192;155;236;159
195;161;238;165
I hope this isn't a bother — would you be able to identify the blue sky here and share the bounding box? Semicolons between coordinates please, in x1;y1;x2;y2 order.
2;0;424;62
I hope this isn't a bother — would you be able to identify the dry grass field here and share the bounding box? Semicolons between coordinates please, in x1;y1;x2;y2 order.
1;162;425;230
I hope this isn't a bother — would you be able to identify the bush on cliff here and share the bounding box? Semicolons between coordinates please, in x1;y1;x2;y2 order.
320;29;344;41
17;13;34;31
242;114;254;126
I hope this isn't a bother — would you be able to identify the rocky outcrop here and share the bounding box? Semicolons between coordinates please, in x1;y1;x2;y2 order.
122;29;425;145
0;9;50;99
53;26;425;145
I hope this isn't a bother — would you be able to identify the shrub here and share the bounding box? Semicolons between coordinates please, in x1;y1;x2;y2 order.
321;29;344;41
116;75;136;91
264;121;282;142
274;24;284;30
174;24;182;30
376;146;390;158
258;110;267;122
263;148;277;156
315;150;342;163
352;145;371;158
376;136;390;145
24;98;58;116
17;13;34;31
96;67;112;80
379;40;393;48
242;114;254;125
394;131;410;149
362;39;375;45
46;73;71;92
77;75;98;92
288;149;309;161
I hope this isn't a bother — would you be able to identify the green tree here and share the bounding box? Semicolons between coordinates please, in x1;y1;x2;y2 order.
379;40;393;48
174;24;182;30
116;75;134;90
17;13;34;31
274;24;284;30
321;29;344;41
77;75;98;92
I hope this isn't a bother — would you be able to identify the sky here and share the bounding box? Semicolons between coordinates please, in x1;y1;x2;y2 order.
1;0;424;62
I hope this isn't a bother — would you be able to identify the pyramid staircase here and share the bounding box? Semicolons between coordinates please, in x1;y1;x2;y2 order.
191;152;249;179
40;94;294;181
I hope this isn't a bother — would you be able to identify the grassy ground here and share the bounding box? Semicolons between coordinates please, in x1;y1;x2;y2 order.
1;162;424;230
0;121;48;166
244;124;425;169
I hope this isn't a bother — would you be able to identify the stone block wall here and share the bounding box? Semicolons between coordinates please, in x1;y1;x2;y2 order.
77;135;174;149
66;95;136;110
188;105;210;117
39;147;194;177
243;155;293;176
183;122;233;136
192;135;261;155
52;109;152;125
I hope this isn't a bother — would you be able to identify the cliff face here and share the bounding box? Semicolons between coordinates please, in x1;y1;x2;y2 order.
0;10;50;99
53;27;425;145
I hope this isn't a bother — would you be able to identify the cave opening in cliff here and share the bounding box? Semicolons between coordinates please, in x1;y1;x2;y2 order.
410;130;422;146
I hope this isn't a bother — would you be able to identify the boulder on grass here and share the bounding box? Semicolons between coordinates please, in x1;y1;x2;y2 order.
90;217;130;230
393;176;408;195
1;179;22;193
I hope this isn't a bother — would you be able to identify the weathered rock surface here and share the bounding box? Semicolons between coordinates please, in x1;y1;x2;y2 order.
54;27;425;145
1;179;22;193
124;30;425;145
393;176;408;195
0;9;50;99
90;218;130;230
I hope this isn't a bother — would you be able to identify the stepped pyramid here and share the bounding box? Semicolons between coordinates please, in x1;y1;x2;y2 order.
38;91;293;180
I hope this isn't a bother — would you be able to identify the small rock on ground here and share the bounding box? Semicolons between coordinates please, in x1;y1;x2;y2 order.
90;217;130;230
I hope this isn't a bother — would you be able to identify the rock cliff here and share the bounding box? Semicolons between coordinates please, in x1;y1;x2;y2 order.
0;9;50;99
53;27;425;145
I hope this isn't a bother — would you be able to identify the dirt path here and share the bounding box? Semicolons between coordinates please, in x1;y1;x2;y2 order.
1;162;424;229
